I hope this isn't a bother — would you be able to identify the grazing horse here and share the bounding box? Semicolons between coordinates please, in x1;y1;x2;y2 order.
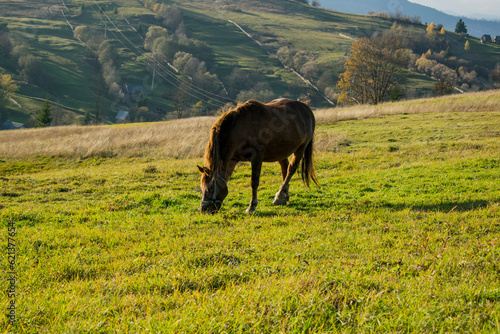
197;98;318;214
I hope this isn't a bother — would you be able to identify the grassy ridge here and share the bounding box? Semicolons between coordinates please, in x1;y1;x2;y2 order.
1;90;498;161
1;93;499;332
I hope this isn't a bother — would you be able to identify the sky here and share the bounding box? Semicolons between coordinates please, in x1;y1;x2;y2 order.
409;0;500;20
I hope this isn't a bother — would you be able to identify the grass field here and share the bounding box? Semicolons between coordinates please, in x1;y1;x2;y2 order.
1;92;500;332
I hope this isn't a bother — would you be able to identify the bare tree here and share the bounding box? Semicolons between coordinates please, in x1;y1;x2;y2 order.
174;81;188;119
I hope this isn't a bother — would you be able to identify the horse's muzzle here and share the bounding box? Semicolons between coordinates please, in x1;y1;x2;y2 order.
200;200;222;214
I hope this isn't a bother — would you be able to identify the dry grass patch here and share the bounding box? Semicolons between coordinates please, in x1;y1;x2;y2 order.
0;117;216;159
1;90;499;159
315;90;500;124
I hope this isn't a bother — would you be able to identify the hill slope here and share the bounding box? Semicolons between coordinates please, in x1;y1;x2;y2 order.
1;0;499;126
321;0;500;38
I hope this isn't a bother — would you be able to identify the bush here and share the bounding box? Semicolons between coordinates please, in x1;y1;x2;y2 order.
18;54;44;85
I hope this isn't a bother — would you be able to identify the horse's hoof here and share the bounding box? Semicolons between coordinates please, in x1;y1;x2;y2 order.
273;198;288;206
245;207;256;214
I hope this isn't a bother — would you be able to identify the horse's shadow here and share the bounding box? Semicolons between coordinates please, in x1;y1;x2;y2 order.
382;199;496;213
234;198;498;217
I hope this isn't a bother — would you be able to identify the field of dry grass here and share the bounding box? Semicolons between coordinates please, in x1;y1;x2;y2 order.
1;90;499;160
0;117;214;159
314;89;500;123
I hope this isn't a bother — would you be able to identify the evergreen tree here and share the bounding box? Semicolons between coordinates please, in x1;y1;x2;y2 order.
36;98;52;128
455;19;467;34
83;111;93;125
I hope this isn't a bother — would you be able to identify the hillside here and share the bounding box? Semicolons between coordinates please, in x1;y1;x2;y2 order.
1;0;500;127
321;0;500;38
1;90;499;332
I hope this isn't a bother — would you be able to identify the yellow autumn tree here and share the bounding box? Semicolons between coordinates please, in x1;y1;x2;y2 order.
0;73;19;109
440;27;445;35
426;22;435;33
464;40;471;51
337;32;410;105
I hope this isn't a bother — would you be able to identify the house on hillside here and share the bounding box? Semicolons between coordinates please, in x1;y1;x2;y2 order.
115;110;130;124
119;84;146;102
1;120;24;130
494;36;500;44
481;34;492;43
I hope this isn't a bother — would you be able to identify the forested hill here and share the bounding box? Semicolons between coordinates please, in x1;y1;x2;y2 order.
0;0;499;127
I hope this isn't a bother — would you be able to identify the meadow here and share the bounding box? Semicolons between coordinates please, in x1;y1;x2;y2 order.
1;91;500;332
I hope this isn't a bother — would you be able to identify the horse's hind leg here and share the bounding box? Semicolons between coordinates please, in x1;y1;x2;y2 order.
273;159;290;205
274;152;303;205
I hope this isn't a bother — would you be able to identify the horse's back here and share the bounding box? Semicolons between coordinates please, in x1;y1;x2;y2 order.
266;98;314;120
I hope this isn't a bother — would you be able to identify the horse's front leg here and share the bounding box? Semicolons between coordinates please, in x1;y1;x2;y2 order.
246;157;262;213
274;153;302;205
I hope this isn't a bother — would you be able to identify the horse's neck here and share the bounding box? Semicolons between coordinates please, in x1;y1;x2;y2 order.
212;147;237;182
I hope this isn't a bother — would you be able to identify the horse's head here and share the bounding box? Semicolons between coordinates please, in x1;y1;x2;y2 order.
198;165;228;214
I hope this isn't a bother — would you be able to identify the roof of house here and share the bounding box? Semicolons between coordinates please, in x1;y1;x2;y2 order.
115;110;129;120
120;84;146;95
1;120;24;130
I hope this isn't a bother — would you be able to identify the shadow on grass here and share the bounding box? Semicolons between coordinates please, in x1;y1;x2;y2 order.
212;197;498;217
383;199;498;213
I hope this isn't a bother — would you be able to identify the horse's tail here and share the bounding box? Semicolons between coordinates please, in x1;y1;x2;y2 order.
301;137;319;188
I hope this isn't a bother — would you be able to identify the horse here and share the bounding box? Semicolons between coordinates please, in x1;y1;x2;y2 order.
197;98;318;214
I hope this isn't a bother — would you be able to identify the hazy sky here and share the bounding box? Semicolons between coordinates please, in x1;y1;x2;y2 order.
409;0;500;20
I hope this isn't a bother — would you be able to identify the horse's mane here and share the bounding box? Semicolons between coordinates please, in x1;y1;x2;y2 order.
204;100;264;175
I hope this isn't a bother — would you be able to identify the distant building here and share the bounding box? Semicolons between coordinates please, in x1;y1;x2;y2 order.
494;36;500;44
119;84;146;102
1;120;24;130
115;110;130;124
481;34;492;43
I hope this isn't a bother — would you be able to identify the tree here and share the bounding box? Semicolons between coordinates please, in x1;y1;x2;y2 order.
83;111;93;125
36;98;53;128
464;40;471;52
455;18;467;34
337;33;410;105
174;80;188;119
137;23;144;35
440;27;445;35
144;26;168;51
491;63;500;83
1;74;19;109
434;79;453;96
18;54;44;85
426;22;435;33
0;23;12;57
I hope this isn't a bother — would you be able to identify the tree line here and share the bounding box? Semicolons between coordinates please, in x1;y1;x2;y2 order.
336;20;500;105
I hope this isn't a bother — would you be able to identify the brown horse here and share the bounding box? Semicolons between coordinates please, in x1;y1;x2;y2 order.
197;98;318;214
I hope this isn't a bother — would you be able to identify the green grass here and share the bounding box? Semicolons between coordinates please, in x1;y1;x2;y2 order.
1;108;499;332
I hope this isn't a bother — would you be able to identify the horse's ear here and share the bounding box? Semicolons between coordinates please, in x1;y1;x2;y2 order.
197;165;211;175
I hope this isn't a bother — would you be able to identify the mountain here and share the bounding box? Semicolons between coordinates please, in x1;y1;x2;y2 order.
321;0;500;38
